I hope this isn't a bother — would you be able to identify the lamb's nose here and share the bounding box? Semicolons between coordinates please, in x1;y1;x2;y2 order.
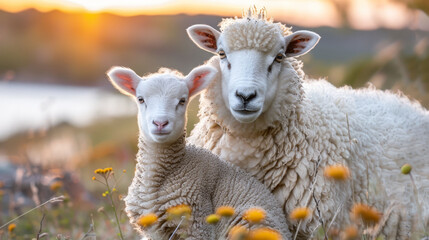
153;120;169;130
236;90;257;104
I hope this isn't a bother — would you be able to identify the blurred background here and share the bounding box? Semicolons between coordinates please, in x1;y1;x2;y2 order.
0;0;428;238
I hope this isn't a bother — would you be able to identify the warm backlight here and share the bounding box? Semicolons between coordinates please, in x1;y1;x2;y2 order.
65;0;172;12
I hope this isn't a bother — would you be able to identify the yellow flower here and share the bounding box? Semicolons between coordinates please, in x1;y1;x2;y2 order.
137;213;158;227
351;203;381;226
324;164;350;181
123;169;126;173
49;181;63;192
216;206;235;217
401;164;412;175
228;225;248;240
94;167;113;175
8;223;16;232
289;207;312;221
92;176;96;181
102;193;107;197
243;208;266;223
206;214;220;224
248;227;281;240
118;194;125;200
166;204;192;219
342;225;359;240
112;188;117;192
327;227;340;238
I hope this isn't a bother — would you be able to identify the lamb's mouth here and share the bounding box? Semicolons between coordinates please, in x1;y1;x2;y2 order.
152;131;171;136
234;109;259;115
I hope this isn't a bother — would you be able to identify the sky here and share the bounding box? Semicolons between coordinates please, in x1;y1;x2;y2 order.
0;0;428;30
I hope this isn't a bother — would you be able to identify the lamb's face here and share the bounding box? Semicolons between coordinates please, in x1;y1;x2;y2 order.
107;66;217;144
135;76;189;144
187;18;320;123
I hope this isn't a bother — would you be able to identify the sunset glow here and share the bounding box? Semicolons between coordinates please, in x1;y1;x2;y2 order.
65;0;173;12
0;0;427;30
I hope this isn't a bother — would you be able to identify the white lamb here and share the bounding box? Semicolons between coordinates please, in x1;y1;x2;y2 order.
186;8;429;238
107;66;291;239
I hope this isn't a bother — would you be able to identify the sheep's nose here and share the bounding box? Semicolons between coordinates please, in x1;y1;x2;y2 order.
153;120;169;130
235;90;257;104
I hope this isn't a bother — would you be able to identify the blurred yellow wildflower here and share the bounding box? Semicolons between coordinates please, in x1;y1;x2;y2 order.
401;164;412;175
289;207;312;221
243;208;266;223
123;169;126;173
50;181;63;192
166;204;192;219
137;213;158;227
228;225;248;240
342;225;359;240
327;227;340;238
92;176;96;181
94;167;113;175
324;164;350;181
8;223;16;232
248;227;281;240
206;214;220;224
351;203;381;226
216;206;235;217
112;188;117;192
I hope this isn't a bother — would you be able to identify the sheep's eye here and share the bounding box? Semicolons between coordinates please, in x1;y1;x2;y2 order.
218;50;226;59
137;96;144;104
275;53;285;63
179;98;186;105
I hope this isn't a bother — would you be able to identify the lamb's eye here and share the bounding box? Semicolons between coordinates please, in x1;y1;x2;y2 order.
179;98;186;105
137;96;144;104
218;50;226;59
275;53;285;63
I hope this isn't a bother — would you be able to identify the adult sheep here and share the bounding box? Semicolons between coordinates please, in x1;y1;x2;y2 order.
186;8;429;238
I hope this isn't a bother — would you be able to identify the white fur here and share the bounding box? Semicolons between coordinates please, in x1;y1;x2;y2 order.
187;9;429;238
107;66;291;239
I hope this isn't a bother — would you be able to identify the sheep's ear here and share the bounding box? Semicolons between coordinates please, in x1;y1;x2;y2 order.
284;30;320;57
186;24;220;54
107;67;141;96
185;66;217;98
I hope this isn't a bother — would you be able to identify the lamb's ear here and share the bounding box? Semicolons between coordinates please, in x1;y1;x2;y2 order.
184;66;217;98
107;67;141;96
186;24;220;54
284;30;320;57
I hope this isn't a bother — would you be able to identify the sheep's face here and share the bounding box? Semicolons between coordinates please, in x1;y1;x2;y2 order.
187;22;320;123
135;76;189;144
107;66;217;144
216;40;284;123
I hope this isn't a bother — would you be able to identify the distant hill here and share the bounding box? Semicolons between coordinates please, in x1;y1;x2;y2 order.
0;9;428;89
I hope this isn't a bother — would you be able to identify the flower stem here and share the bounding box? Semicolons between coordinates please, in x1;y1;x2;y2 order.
106;180;124;240
0;196;64;230
169;216;185;240
409;173;425;231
